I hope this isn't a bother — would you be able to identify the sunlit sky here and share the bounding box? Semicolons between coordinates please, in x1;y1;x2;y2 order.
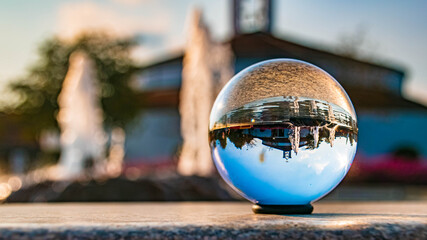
1;0;426;105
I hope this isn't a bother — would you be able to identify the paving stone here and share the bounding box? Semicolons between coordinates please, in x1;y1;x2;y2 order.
0;202;426;239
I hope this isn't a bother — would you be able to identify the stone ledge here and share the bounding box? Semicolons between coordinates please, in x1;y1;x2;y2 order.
0;202;426;239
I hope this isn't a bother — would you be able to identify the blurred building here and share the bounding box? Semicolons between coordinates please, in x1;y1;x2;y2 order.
0;113;38;173
124;0;427;172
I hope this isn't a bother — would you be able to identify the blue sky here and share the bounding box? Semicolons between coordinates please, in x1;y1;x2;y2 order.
1;0;426;105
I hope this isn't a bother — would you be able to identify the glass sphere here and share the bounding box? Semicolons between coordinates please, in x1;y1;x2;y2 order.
209;59;357;205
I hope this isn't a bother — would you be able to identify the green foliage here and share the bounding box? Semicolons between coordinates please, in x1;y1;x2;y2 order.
8;33;142;137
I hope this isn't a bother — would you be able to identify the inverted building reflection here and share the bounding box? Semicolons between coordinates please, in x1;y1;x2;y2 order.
210;124;356;160
210;97;357;161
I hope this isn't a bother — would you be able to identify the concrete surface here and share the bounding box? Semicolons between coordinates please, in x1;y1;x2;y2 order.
0;201;426;239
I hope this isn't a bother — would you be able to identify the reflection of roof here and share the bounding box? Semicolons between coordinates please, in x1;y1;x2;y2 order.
261;138;308;149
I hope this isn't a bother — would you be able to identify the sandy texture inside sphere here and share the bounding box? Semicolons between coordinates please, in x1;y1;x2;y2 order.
212;59;356;123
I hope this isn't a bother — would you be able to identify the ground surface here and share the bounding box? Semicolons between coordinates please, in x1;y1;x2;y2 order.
0;202;426;239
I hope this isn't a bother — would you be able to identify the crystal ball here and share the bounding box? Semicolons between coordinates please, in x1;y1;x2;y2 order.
209;59;357;205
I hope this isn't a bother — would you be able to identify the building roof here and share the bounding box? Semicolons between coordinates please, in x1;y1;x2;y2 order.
230;32;405;74
138;32;426;112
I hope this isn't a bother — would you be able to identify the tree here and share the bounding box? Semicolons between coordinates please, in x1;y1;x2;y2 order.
6;33;142;159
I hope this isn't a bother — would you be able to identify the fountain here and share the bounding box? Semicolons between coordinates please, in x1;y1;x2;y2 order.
178;9;234;176
57;51;106;179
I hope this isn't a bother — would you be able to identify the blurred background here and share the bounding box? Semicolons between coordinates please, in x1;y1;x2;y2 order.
0;0;426;202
